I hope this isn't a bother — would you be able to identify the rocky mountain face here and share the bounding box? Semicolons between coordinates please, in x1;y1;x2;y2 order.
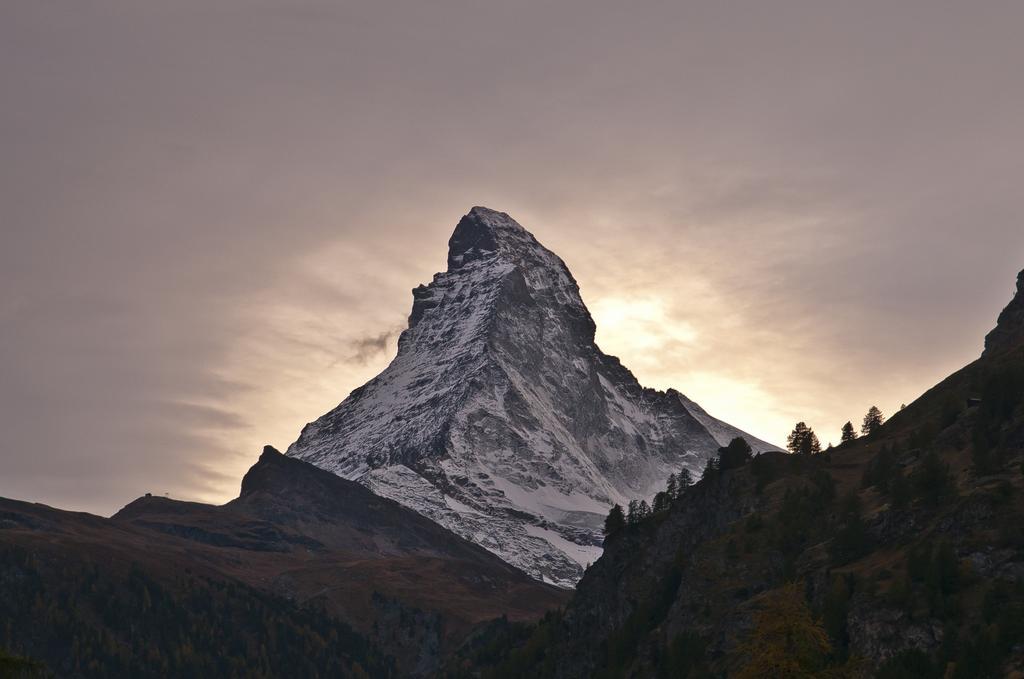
454;267;1024;678
985;269;1024;357
288;207;779;587
0;447;565;677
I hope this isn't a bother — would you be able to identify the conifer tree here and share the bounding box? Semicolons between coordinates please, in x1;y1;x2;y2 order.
915;451;956;506
803;432;821;456
627;499;640;525
701;456;720;481
861;406;885;436
677;469;694;494
840;421;857;443
787;422;821;456
603;504;626;536
787;422;809;454
718;437;753;470
890;469;911;509
666;473;678;499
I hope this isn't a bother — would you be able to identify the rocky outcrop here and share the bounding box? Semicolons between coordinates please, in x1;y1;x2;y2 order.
846;604;944;664
984;268;1024;356
288;207;780;587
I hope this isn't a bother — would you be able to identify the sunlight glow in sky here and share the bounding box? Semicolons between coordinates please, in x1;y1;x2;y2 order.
3;1;1024;514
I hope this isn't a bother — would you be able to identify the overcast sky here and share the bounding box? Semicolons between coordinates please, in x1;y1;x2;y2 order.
3;1;1023;515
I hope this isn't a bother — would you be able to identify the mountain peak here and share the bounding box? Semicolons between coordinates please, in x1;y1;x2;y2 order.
447;206;540;270
260;444;283;461
289;208;780;587
983;268;1024;357
239;444;317;498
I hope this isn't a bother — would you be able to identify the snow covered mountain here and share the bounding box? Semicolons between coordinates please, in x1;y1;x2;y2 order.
288;207;781;587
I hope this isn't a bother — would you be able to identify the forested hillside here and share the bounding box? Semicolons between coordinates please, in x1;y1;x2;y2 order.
445;269;1024;679
0;543;391;678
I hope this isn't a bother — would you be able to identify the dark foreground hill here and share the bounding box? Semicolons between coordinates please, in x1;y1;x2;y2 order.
0;447;566;677
446;270;1024;678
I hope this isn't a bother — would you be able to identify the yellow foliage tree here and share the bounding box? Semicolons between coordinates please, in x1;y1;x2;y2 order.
736;583;859;679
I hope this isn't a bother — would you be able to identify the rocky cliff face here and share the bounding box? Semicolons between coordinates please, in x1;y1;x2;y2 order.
984;268;1024;357
288;207;779;587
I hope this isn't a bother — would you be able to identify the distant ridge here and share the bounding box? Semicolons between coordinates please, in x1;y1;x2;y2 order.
0;446;564;676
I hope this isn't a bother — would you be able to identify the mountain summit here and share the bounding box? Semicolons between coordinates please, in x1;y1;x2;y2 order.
288;207;779;586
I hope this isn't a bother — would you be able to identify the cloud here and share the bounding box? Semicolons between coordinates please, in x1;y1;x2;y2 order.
2;0;1023;513
348;330;402;365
